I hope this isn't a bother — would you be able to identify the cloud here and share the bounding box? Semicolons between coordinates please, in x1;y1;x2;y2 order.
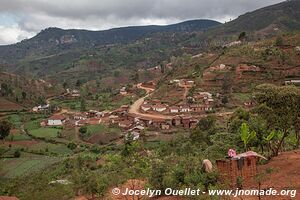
0;25;34;44
0;0;284;45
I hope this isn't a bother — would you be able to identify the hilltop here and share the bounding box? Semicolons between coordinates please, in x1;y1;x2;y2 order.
0;0;299;88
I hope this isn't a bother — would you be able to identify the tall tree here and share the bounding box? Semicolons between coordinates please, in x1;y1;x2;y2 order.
0;120;11;140
254;84;300;156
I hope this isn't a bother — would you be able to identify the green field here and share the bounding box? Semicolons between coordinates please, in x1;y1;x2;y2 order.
28;142;73;155
29;128;60;138
87;124;121;135
0;156;61;178
9;134;32;141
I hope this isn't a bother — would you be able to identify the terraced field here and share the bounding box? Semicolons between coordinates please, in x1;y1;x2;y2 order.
0;156;61;178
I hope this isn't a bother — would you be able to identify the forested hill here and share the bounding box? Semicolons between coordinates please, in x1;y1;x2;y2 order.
0;19;221;64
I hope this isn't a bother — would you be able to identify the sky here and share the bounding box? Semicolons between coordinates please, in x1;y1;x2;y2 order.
0;0;284;45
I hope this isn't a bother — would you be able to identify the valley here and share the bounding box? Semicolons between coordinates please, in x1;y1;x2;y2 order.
0;0;300;200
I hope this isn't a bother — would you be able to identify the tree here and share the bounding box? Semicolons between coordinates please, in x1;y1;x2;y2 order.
14;150;21;158
254;84;300;156
0;120;11;140
79;126;87;134
221;96;229;104
22;91;27;100
238;32;246;41
63;82;68;89
80;98;86;112
240;122;256;151
275;36;283;46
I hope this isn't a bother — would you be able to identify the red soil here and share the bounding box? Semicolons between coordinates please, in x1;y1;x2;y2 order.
2;140;39;147
231;150;300;200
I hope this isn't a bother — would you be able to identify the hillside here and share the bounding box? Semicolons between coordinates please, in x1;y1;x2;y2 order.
0;72;63;108
0;0;300;88
0;19;220;64
150;33;300;109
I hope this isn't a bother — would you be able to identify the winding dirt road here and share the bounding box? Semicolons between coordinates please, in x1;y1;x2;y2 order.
128;84;173;120
129;83;233;121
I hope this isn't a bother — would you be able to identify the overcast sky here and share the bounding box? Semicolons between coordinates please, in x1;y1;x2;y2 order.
0;0;284;45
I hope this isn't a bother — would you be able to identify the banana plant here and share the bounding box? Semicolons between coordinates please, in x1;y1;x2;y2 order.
240;122;257;151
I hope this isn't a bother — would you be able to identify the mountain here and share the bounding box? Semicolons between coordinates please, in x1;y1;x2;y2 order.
213;0;300;35
1;0;300;87
0;19;221;64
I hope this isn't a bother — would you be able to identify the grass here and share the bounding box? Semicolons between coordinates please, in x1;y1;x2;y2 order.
233;93;252;102
29;128;60;138
87;124;121;136
25;120;41;130
9;134;32;141
28;142;73;155
7;114;23;128
0;156;61;178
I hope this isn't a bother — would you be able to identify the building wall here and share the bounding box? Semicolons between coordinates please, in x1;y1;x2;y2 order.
48;120;63;126
216;157;257;188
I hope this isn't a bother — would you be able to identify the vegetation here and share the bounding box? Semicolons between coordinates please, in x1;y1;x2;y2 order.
0;120;12;139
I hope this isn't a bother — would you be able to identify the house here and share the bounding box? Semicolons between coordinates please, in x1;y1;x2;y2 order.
190;105;206;113
172;116;182;126
32;104;50;112
126;131;140;141
179;79;195;87
161;123;170;130
152;104;167;112
285;80;300;86
194;92;213;101
109;115;122;124
120;87;127;95
73;114;87;121
98;110;111;118
141;104;152;112
118;120;133;129
48;115;66;126
87;110;99;118
181;116;192;129
71;90;81;97
169;106;179;113
224;40;242;47
76;119;87;127
190;118;199;129
180;105;191;113
129;125;145;132
205;98;214;105
170;79;180;84
88;118;102;125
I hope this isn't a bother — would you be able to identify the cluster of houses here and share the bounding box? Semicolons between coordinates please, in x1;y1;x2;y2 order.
170;79;195;88
141;102;213;114
141;91;214;115
66;89;81;98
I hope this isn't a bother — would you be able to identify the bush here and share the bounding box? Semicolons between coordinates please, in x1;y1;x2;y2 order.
14;150;21;158
67;142;77;150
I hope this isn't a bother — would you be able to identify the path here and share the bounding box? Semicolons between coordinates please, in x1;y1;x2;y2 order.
129;83;233;121
129;84;172;120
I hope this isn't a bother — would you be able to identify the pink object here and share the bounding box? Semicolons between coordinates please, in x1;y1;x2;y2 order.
228;149;237;157
234;151;267;160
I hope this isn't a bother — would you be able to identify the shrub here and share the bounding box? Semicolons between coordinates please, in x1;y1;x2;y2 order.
14;150;21;158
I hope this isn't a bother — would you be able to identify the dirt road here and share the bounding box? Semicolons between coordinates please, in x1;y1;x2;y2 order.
129;83;233;121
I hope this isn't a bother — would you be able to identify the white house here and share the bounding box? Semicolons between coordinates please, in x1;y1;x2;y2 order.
152;104;167;112
180;105;191;113
126;131;140;141
33;104;50;112
120;87;127;95
170;106;179;113
141;104;151;112
48;115;66;126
